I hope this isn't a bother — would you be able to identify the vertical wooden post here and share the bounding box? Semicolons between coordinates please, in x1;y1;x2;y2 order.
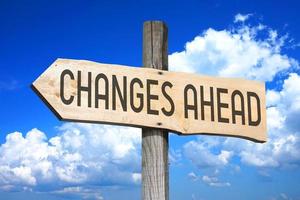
142;21;169;200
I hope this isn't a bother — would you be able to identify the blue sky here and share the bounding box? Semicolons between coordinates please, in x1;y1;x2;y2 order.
1;0;300;200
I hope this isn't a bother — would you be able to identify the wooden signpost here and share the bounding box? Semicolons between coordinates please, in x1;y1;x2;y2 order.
31;57;266;142
32;21;267;200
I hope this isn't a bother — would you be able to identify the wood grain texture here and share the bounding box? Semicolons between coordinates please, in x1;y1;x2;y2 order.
142;21;169;200
31;58;266;142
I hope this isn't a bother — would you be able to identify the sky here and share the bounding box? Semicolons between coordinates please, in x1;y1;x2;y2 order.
0;0;300;199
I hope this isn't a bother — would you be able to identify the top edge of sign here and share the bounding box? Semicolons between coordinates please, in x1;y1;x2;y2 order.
54;58;265;87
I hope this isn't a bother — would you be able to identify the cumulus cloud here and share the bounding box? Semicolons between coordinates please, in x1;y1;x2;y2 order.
183;138;233;168
280;193;290;200
52;186;104;200
170;14;300;170
234;13;252;23
0;123;141;195
187;170;230;187
169;148;182;165
235;73;300;168
182;66;300;170
188;172;199;182
169;19;297;81
202;175;230;187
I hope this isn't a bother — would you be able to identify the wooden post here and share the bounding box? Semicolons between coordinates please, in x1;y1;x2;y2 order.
142;21;169;200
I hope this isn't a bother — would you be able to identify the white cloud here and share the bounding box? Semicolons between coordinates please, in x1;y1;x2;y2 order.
187;170;230;187
0;123;141;193
280;193;289;200
183;138;233;168
236;73;300;168
169;146;182;165
234;13;252;23
53;186;104;200
279;73;300;131
267;106;285;131
266;90;281;107
188;172;199;181
240;150;279;167
202;175;230;187
171;14;300;170
169;21;297;81
132;173;141;184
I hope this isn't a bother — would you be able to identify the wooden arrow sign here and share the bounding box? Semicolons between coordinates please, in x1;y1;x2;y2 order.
32;58;267;142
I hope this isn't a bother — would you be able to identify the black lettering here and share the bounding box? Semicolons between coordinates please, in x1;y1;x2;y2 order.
231;90;245;125
95;73;109;109
147;79;159;115
130;78;144;113
60;69;74;105
184;84;198;119
247;92;261;126
200;86;214;121
77;71;92;107
217;88;229;123
112;75;127;111
161;81;175;116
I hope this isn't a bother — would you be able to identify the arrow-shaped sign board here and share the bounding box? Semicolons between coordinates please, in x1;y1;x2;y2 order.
32;58;266;142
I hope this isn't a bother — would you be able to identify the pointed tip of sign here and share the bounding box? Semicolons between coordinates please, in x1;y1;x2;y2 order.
30;83;63;121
